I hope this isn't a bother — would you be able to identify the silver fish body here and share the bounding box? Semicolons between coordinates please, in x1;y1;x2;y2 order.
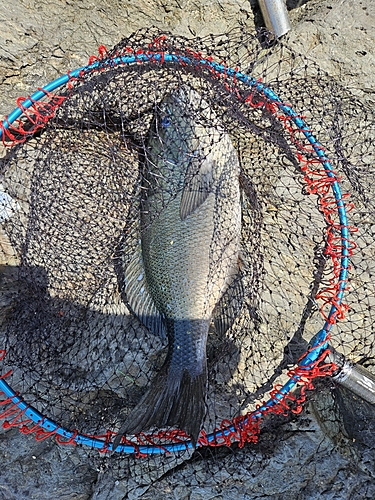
114;86;241;449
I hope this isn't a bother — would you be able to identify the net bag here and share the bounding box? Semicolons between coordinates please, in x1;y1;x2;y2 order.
0;27;374;457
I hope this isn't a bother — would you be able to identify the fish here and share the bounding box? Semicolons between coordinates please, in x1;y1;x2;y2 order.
113;85;242;450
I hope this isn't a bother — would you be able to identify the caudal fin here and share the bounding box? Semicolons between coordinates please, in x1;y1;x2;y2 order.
113;364;207;451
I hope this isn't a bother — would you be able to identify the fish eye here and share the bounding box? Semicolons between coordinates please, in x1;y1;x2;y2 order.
161;115;171;128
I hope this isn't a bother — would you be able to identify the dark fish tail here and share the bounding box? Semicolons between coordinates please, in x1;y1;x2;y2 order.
113;319;209;451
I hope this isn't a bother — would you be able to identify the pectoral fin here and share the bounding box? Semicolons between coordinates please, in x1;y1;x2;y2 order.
180;155;214;220
124;245;166;341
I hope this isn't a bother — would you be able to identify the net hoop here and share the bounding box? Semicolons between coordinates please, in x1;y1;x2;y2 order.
0;46;351;454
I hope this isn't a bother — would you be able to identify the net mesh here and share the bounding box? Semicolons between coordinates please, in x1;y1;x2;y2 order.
0;26;374;479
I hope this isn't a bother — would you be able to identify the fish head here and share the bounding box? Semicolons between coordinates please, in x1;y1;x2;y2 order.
152;86;199;147
145;85;204;191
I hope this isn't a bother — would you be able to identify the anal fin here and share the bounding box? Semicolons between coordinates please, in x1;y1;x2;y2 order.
124;244;166;341
213;269;245;337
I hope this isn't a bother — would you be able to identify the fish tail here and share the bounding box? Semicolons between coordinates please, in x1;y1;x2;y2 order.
113;362;207;450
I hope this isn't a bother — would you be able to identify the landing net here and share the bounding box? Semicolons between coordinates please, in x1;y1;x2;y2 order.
0;28;374;462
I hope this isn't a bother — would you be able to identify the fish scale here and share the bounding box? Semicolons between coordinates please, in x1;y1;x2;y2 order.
143;193;215;319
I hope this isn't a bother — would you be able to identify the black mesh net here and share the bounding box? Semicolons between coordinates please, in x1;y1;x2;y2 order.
0;27;375;488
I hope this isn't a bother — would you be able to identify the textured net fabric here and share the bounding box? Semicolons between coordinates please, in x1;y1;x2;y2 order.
0;26;374;471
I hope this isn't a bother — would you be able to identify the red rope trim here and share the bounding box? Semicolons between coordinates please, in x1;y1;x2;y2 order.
1;89;68;147
55;429;78;446
1;404;32;428
109;433;150;458
88;45;109;65
94;430;114;453
111;427;193;456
